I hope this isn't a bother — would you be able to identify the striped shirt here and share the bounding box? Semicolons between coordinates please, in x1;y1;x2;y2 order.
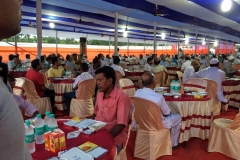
73;72;93;96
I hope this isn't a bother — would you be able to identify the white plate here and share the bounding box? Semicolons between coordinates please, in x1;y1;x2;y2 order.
198;92;208;94
163;93;172;96
172;93;181;96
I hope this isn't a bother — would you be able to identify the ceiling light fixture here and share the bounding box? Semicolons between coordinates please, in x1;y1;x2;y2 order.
214;41;218;47
221;0;232;12
49;22;55;28
161;33;165;40
123;27;128;37
202;40;206;45
123;18;129;38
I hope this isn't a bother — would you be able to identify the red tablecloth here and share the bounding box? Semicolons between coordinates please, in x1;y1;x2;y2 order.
164;95;211;101
166;67;181;71
233;72;240;77
32;120;116;160
9;71;27;78
50;79;75;84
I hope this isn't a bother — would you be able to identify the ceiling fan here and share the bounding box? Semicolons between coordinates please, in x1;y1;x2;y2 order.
73;27;83;33
145;29;152;34
75;15;94;24
28;22;35;27
153;5;169;17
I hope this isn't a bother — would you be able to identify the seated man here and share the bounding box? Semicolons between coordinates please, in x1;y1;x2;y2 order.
223;55;236;78
26;59;55;107
160;56;170;67
88;57;101;78
66;54;79;76
181;56;191;71
47;57;65;79
191;58;227;103
137;54;146;67
143;57;153;72
8;55;21;71
63;63;93;114
111;56;125;76
8;74;39;117
23;54;31;63
93;66;131;153
134;72;182;147
152;58;168;84
98;53;109;67
182;60;199;83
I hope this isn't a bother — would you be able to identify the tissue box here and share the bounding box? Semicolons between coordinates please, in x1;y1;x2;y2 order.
57;130;66;151
49;132;59;153
44;131;51;151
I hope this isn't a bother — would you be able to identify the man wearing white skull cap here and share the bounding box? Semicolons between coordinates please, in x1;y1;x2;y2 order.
223;55;236;78
191;58;228;103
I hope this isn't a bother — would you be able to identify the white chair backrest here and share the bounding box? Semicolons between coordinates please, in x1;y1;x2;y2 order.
119;78;135;97
183;78;207;92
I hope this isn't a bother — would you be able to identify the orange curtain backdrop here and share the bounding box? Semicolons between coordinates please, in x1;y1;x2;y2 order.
1;44;232;63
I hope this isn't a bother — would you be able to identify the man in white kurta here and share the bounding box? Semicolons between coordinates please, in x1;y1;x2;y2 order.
181;56;192;71
137;54;146;67
182;60;199;83
191;59;227;103
134;72;182;147
111;57;125;76
143;57;153;71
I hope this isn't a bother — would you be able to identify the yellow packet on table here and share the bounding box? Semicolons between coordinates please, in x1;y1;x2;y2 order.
78;141;98;152
194;94;203;99
71;117;84;123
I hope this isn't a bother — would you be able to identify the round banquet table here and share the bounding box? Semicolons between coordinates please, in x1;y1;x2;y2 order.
222;79;240;111
9;71;27;78
233;71;240;78
31;120;116;160
49;79;74;110
166;67;180;85
164;94;212;143
124;71;144;83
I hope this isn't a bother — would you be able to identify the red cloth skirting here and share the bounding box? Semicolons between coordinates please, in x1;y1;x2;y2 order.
9;71;27;78
164;95;211;101
50;79;75;84
166;99;212;143
31;120;116;160
166;67;181;71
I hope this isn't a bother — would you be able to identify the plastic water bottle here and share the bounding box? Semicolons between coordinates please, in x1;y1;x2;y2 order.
35;114;44;144
175;80;180;93
48;114;58;132
25;120;35;153
65;70;71;78
170;80;175;93
44;111;50;132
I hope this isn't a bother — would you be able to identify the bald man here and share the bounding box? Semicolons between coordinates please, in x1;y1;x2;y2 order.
182;60;199;83
134;72;182;147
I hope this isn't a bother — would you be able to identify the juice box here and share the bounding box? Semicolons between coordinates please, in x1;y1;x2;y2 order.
57;129;66;151
49;132;59;153
44;131;51;151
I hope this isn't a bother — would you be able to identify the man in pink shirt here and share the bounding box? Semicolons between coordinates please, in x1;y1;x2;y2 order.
93;66;131;154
